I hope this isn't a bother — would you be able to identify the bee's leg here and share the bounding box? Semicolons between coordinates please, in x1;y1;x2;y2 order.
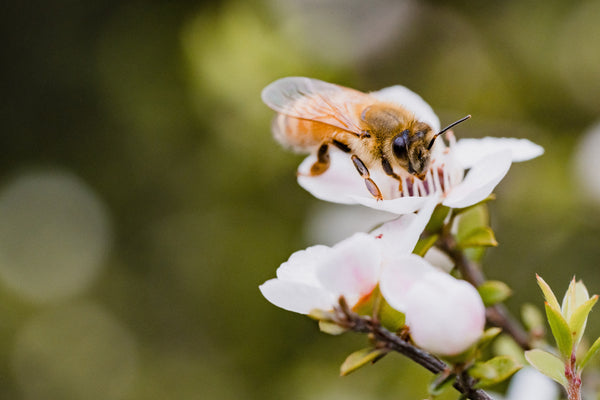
308;139;352;176
309;143;331;176
332;139;351;153
381;157;400;180
351;155;383;200
381;157;403;193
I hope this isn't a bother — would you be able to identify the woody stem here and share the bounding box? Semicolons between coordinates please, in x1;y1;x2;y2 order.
566;353;582;400
336;298;493;400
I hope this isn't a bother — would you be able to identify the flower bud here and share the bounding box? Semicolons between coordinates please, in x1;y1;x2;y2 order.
403;272;485;356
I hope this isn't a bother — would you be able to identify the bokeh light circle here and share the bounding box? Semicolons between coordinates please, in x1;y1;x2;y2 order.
573;121;600;202
0;170;112;302
12;302;138;400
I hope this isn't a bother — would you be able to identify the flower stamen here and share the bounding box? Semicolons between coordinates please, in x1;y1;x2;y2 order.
443;164;451;194
415;179;426;197
432;166;442;194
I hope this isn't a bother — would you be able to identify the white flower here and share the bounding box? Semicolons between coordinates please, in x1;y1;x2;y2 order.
294;85;543;214
298;136;542;214
259;233;379;314
260;197;486;357
380;258;485;356
259;199;437;314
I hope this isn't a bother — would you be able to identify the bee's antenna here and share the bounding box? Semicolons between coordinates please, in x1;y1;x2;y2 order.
427;115;471;150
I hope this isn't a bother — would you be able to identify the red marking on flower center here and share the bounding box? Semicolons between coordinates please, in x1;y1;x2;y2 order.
375;234;383;239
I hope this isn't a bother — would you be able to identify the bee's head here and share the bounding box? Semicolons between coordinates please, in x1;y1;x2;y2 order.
391;123;434;179
392;115;472;179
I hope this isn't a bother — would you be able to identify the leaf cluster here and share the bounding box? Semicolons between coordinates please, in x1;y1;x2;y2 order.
525;276;600;391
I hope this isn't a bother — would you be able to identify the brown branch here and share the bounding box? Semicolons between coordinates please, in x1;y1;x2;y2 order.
438;235;531;350
336;299;493;400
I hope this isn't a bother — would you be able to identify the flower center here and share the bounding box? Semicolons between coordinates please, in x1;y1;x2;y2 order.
393;137;464;199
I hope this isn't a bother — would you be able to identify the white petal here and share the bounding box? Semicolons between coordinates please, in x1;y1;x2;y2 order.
316;233;381;305
379;255;440;312
370;86;440;132
351;195;429;214
276;245;330;287
259;279;335;314
453;137;544;169
372;196;438;259
505;367;559;400
404;274;485;356
297;151;366;204
373;213;419;256
443;151;512;209
298;149;435;214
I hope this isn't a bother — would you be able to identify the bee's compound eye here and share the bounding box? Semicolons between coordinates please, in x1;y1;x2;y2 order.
392;130;409;159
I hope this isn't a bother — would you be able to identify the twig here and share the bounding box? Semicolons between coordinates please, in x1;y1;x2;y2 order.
438;235;531;350
336;298;493;400
566;353;582;400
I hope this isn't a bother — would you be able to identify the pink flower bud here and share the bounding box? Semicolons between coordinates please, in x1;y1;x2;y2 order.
403;272;485;356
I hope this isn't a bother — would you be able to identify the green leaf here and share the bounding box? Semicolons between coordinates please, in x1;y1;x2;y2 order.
425;205;450;233
574;280;591;303
536;275;561;312
340;348;387;376
378;296;405;332
464;246;486;263
493;335;526;364
453;204;494;255
318;320;347;335
521;303;545;333
351;287;377;316
562;278;590;321
456;227;498;249
477;281;512;307
569;295;598;346
413;234;438;257
545;303;573;359
562;278;577;321
456;203;489;238
579;335;600;370
348;285;406;333
472;356;521;388
350;285;405;332
525;349;568;388
469;362;498;381
477;327;502;351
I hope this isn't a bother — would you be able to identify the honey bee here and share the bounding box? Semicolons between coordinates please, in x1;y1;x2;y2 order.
262;77;470;200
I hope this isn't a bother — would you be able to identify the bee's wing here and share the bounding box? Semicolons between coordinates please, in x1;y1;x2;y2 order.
261;77;373;135
370;86;440;132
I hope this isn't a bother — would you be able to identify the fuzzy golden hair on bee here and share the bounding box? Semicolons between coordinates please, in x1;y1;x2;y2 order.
262;77;470;200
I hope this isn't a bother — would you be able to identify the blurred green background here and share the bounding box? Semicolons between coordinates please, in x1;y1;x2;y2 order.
1;0;600;399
